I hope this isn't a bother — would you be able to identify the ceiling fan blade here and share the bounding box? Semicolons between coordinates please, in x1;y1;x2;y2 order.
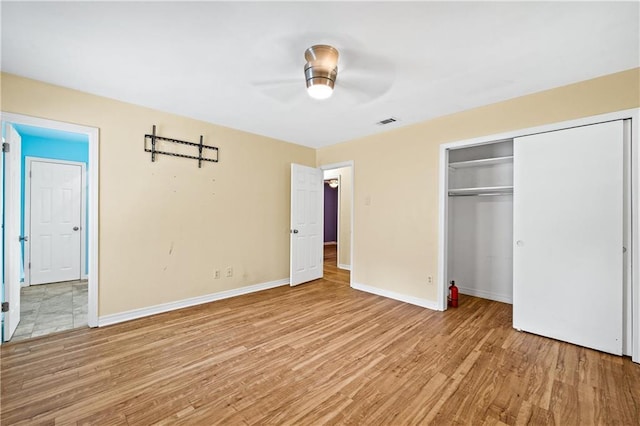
337;76;392;103
259;83;306;103
250;77;305;103
339;48;396;79
251;78;300;88
334;47;396;103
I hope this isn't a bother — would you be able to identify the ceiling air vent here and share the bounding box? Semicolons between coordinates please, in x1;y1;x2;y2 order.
377;117;397;125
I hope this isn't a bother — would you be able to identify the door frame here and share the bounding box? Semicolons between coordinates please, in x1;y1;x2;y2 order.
437;108;639;362
1;111;99;329
322;174;340;246
322;172;345;268
24;157;87;286
0;131;3;337
320;161;355;285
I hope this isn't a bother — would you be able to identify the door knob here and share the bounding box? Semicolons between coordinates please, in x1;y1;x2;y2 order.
19;236;28;242
290;229;299;234
73;226;79;231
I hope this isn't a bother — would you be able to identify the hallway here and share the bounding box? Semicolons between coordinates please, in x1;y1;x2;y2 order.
11;280;88;341
323;243;350;284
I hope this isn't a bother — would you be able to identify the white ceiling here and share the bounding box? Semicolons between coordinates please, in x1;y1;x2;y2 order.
2;1;638;149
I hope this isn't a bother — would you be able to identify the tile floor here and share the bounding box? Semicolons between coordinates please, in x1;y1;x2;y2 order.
11;280;88;342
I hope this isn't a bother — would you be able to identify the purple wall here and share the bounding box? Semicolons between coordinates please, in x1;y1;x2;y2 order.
324;183;338;242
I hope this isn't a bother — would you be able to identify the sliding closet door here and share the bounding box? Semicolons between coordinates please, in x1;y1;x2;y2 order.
513;121;624;355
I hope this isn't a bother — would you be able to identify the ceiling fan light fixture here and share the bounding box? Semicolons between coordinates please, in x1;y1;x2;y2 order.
307;79;334;100
304;45;339;100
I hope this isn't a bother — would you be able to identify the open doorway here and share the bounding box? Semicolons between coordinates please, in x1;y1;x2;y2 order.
321;163;353;285
17;126;88;341
289;162;354;287
1;113;99;343
323;176;338;266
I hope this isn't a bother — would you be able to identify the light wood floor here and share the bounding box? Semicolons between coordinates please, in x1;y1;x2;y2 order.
2;250;639;425
323;243;350;285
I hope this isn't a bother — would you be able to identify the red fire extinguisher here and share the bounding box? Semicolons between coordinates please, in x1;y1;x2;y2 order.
448;280;459;308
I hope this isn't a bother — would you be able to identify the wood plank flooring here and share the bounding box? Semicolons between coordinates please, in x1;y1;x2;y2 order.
2;249;639;425
323;243;350;285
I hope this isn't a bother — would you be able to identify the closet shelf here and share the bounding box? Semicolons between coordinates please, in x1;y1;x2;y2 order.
448;186;514;196
449;155;513;169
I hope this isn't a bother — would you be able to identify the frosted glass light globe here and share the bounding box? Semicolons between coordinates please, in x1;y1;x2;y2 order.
307;84;333;100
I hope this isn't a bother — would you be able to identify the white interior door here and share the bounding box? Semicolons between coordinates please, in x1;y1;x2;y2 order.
29;160;83;285
513;120;624;355
4;124;22;341
290;163;324;286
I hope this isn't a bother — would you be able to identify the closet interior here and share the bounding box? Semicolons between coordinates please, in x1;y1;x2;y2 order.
447;139;514;304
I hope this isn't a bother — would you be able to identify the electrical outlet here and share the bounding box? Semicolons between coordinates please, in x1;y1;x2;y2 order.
214;270;220;279
226;267;233;278
428;276;432;284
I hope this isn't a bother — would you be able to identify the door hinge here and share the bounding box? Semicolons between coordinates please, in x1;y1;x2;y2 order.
2;142;9;153
28;262;31;269
1;302;8;312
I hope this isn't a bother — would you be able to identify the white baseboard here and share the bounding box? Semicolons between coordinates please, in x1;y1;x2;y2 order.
457;286;513;304
338;263;351;271
351;282;441;311
98;278;289;327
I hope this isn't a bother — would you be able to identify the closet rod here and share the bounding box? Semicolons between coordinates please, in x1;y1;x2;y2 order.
448;192;512;197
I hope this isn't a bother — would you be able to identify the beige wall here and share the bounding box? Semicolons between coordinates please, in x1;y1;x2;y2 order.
2;68;638;316
323;167;352;267
1;73;315;316
317;68;640;303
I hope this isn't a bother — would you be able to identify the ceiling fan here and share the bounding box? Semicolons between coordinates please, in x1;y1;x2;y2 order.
304;44;339;100
251;42;395;104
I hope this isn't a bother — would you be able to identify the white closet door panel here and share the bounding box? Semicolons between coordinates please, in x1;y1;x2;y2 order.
513;121;623;355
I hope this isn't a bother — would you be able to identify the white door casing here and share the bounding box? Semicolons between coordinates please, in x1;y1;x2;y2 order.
28;160;84;285
1;111;99;329
623;120;632;355
0;133;3;338
321;161;355;284
3;124;22;341
290;164;324;286
513;120;624;355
